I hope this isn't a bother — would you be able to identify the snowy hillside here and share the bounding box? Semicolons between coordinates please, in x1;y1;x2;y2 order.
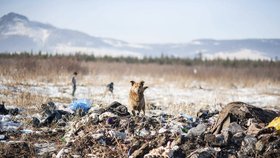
0;12;279;60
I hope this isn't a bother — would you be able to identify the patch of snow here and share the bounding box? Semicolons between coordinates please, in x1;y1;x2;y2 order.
103;39;151;49
190;40;202;45
41;29;50;44
126;43;151;49
53;45;143;58
0;78;279;116
203;49;270;60
3;22;49;45
102;39;124;47
12;17;27;23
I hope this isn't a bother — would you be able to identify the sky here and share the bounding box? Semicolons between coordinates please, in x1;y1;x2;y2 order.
0;0;280;43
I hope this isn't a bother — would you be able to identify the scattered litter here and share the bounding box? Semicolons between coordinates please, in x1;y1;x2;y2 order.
32;102;71;127
0;141;34;157
34;142;57;156
210;101;278;135
69;99;92;113
20;129;33;134
0;135;6;140
0;102;19;116
267;117;280;133
1;121;21;132
1;100;280;157
186;123;207;137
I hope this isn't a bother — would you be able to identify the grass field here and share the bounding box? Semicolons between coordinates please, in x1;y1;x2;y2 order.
0;55;279;116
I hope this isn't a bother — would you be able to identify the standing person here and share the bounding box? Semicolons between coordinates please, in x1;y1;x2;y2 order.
72;72;78;97
103;82;114;98
107;82;114;94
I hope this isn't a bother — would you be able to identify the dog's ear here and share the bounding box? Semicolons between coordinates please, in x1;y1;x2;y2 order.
140;81;145;87
143;86;148;91
130;81;135;86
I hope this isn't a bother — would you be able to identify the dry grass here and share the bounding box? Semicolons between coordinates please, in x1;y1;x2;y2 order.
0;56;279;114
2;90;46;114
0;56;279;87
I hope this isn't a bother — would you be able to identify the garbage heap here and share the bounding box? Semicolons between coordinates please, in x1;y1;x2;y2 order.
58;101;280;158
1;101;279;157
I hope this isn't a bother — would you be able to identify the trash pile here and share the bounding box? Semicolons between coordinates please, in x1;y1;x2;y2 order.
0;100;280;157
0;101;21;133
0;101;19;115
32;101;73;128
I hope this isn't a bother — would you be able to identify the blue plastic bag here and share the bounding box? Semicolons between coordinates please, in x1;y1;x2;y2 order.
179;113;193;122
69;99;91;113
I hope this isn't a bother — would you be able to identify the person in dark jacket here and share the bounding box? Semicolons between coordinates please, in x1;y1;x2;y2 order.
103;82;114;98
72;72;78;96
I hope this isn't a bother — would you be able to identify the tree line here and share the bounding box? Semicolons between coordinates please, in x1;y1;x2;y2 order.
0;51;279;68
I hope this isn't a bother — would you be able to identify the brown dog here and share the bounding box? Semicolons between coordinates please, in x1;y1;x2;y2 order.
128;81;148;116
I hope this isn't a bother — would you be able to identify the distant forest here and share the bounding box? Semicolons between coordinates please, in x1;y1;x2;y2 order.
0;52;279;68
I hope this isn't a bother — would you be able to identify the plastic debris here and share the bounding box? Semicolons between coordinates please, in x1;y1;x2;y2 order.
222;122;244;135
0;102;19;116
186;123;207;137
1;100;280;157
99;112;117;121
69;99;92;113
144;141;179;158
0;135;7;140
179;113;193;122
1;121;21;132
105;101;130;116
267;117;280;133
210;102;278;135
138;128;150;137
238;135;257;157
108;130;126;140
187;147;220;158
20;129;33;134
